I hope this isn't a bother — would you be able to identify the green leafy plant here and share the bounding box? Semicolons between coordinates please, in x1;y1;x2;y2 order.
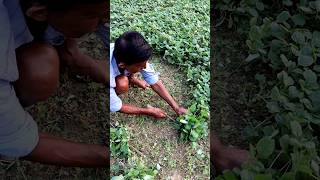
176;103;209;142
110;124;130;158
124;163;158;180
111;158;158;180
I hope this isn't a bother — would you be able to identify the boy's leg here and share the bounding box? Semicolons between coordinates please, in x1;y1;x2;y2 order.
115;75;129;94
22;132;109;167
13;42;60;107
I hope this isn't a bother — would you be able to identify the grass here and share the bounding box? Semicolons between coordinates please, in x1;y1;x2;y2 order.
110;57;210;179
0;33;108;180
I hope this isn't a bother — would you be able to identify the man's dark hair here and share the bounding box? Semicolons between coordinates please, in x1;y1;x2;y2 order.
114;31;153;65
20;0;108;12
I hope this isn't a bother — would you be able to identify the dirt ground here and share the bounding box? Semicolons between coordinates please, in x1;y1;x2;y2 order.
211;26;269;177
213;25;271;147
110;57;210;179
0;33;109;180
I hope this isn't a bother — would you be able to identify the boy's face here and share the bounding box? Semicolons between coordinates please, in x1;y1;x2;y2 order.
46;2;109;38
119;61;148;74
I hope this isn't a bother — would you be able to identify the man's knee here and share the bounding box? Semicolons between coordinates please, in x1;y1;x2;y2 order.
13;42;60;107
115;75;129;94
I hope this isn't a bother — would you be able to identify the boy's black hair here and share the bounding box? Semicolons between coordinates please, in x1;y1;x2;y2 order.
20;0;108;12
114;31;153;65
19;0;108;39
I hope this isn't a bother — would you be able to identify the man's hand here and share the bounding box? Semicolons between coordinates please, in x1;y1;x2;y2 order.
146;106;166;119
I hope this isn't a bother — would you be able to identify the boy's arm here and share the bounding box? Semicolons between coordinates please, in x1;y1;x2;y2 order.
119;104;166;119
110;87;166;118
151;80;187;115
58;38;109;84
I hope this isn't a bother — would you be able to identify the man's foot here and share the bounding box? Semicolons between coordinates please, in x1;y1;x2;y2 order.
129;76;149;89
213;146;249;174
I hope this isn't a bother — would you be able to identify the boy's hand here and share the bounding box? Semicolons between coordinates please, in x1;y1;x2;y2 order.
147;106;166;119
175;107;188;115
59;39;94;75
59;38;108;84
129;76;150;89
59;39;84;67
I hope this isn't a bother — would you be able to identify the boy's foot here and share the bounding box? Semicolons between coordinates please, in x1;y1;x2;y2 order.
129;77;150;89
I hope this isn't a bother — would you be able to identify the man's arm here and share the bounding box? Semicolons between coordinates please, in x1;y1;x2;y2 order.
151;80;187;115
119;104;166;119
58;38;109;84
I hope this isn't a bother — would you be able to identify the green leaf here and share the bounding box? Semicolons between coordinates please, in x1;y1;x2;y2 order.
309;91;320;111
283;0;293;6
240;169;255;180
310;0;320;11
291;31;305;44
190;130;199;141
298;45;313;66
271;22;286;38
299;6;314;14
280;134;290;151
223;170;238;180
245;53;260;62
189;103;197;113
290;120;302;137
254;174;272;180
280;172;295;180
271;86;281;100
248;8;259;17
256;2;264;11
301;98;313;110
267;102;281;113
277;11;290;22
256;137;275;159
283;72;294;87
291;14;305;26
311;160;319;176
179;119;188;124
303;69;317;85
298;55;313;67
280;54;290;67
288;86;300;98
269;40;283;68
284;102;296;111
311;31;320;47
314;65;320;72
249;26;261;40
